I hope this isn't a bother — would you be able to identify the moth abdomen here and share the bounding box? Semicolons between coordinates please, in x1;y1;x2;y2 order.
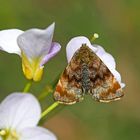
81;63;90;93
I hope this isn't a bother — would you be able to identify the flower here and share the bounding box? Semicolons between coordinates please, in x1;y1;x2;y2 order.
0;23;61;81
66;36;125;88
0;93;57;140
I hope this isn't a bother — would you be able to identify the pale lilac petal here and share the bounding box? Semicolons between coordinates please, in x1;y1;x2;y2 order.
93;44;105;56
40;42;61;66
20;127;57;140
93;45;116;69
0;93;41;131
66;36;97;62
17;23;55;60
0;29;23;55
101;53;116;69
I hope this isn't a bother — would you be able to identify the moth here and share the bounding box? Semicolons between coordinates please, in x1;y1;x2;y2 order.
54;44;124;105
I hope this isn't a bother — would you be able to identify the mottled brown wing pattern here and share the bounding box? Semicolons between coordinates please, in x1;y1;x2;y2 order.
54;44;124;104
88;59;124;102
54;54;84;105
78;45;124;102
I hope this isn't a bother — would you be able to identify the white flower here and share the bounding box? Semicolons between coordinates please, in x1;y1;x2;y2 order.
0;23;61;81
66;36;125;88
0;93;57;140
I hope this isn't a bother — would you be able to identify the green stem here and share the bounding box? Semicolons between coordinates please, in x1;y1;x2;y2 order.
41;101;59;119
38;74;60;100
23;81;33;93
38;85;53;101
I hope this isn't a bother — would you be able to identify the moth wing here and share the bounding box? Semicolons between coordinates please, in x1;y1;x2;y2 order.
89;57;124;103
54;58;84;105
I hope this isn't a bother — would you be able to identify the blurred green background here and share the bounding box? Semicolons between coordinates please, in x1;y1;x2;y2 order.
0;0;140;139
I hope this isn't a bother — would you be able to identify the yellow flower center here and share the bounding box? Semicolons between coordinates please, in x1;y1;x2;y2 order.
0;129;19;140
21;52;44;82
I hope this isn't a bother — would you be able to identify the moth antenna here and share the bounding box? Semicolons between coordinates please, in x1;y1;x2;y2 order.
90;33;99;43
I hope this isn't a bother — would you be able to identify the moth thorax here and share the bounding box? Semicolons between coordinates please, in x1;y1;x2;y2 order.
81;63;90;94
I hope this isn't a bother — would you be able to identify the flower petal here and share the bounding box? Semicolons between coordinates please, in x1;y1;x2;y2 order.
40;42;61;66
20;127;57;140
0;29;23;55
66;36;97;62
0;93;41;131
17;23;55;60
94;45;116;69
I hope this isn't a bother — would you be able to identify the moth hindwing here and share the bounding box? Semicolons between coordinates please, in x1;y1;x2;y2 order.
54;44;124;105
